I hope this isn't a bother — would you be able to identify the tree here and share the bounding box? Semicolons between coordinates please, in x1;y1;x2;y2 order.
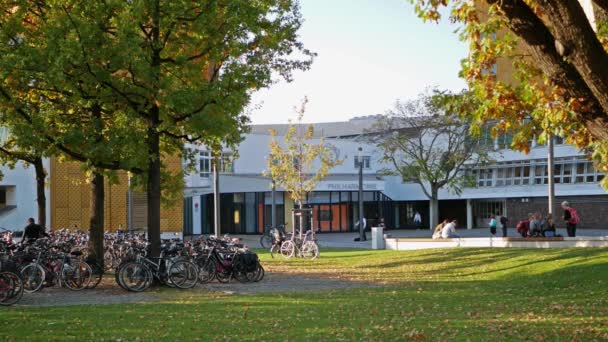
370;91;487;229
410;0;608;187
0;0;311;256
0;4;148;265
267;99;342;231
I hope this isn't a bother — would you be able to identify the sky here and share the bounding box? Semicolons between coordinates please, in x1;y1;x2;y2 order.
249;0;467;124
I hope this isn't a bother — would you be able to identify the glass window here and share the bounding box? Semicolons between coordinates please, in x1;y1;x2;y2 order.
220;154;234;173
308;192;331;204
318;209;332;221
200;151;233;177
522;166;530;184
199;151;211;177
534;165;547;185
562;163;573;184
0;189;5;208
354;156;371;169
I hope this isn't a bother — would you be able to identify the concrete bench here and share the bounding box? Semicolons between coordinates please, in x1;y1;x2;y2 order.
385;236;608;250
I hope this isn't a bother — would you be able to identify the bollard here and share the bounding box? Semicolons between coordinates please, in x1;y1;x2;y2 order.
371;227;385;250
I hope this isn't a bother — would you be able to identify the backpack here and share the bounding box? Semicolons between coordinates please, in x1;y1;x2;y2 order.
567;208;580;225
516;220;528;234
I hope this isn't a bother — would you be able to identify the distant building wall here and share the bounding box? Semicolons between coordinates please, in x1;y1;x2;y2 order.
50;155;183;232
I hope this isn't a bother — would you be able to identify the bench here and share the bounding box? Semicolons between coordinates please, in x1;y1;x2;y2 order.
385;236;608;250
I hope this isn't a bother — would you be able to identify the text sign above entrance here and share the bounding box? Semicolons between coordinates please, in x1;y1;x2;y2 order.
316;181;384;192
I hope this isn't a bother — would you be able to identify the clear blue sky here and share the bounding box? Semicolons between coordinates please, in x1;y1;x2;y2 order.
249;0;466;124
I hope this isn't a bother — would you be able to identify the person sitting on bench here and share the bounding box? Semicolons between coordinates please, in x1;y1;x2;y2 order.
543;214;556;237
441;219;460;239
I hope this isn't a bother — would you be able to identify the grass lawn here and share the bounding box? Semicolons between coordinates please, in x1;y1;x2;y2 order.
1;248;607;341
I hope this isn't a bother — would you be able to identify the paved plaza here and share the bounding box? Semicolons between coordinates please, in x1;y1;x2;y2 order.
236;228;608;249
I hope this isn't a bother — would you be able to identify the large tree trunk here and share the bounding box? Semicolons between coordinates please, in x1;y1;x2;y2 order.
488;0;608;141
429;187;439;230
147;0;162;258
147;107;162;258
89;172;105;268
33;156;46;228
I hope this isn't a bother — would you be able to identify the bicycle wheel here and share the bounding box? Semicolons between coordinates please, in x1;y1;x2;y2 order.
253;264;264;282
168;260;199;289
62;261;92;291
20;263;45;293
86;262;103;289
232;255;250;283
301;241;320;260
197;257;216;284
215;268;232;283
0;272;24;306
280;241;295;259
118;262;151;292
115;261;129;290
259;234;272;249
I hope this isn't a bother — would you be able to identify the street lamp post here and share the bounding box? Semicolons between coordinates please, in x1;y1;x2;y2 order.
548;135;555;216
358;147;366;241
213;154;221;237
271;179;277;229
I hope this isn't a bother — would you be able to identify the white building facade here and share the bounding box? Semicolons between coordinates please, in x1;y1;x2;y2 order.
182;118;608;235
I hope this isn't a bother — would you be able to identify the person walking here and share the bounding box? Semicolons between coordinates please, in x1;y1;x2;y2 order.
489;214;497;236
413;211;422;230
499;214;509;238
353;217;367;241
561;201;579;237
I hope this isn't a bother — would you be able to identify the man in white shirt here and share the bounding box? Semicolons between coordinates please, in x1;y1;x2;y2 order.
413;212;422;230
441;219;460;239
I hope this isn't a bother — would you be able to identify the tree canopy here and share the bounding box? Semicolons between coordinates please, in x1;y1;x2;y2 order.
370;91;488;228
410;0;608;187
267;99;342;208
0;0;313;255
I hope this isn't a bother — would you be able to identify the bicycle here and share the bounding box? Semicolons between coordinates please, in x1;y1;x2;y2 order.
0;271;23;306
117;251;198;292
260;224;286;249
280;228;319;260
20;249;93;293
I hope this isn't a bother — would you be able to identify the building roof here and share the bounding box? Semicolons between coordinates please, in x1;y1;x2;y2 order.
249;115;382;138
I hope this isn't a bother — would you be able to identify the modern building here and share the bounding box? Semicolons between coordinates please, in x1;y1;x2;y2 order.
181;116;608;235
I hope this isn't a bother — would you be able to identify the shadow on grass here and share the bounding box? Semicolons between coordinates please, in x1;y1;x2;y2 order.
2;259;607;341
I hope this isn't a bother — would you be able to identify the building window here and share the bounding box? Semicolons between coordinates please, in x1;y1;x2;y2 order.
354;156;371;169
318;209;332;222
200;151;234;177
534;164;548;185
199;152;211;177
479;126;494;148
497;134;513;150
476;168;493;187
575;161;604;183
219;154;234;173
0;188;5;208
468;158;604;188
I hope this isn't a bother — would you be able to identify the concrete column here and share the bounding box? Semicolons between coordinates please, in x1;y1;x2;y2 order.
466;199;473;230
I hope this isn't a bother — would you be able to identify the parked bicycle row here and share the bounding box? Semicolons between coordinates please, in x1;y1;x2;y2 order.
260;225;320;259
0;229;264;306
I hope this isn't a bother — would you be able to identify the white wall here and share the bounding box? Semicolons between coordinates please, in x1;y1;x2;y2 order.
0;159;50;231
183;132;608;203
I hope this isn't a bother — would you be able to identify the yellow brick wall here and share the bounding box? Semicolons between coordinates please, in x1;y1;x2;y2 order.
50;156;183;232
